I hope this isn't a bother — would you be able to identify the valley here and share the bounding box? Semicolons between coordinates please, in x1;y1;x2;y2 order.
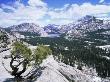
1;15;110;82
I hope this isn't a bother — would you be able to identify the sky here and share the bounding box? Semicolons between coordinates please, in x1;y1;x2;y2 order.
0;0;110;27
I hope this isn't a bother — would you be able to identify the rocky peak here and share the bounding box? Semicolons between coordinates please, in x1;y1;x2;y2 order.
78;15;103;24
9;23;40;32
8;23;48;36
44;24;60;34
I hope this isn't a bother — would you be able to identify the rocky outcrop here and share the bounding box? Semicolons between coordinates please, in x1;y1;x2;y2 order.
0;49;109;82
35;55;109;82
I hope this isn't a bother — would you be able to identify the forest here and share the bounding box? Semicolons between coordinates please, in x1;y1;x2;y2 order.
21;31;110;78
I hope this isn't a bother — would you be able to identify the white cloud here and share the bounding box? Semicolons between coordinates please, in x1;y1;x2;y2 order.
48;3;110;21
28;0;47;7
0;0;110;27
0;0;48;27
99;0;105;3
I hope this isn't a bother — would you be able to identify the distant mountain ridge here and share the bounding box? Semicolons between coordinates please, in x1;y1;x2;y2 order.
8;23;48;37
4;15;110;38
44;24;60;34
64;15;110;38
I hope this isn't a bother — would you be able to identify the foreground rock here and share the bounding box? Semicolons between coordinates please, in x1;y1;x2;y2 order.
35;55;110;82
0;50;110;82
0;50;13;82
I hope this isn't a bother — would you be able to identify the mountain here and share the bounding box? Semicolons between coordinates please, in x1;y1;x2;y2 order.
44;24;60;34
45;15;110;37
64;15;110;38
8;23;62;37
9;23;48;37
4;15;110;38
9;23;41;32
78;15;103;24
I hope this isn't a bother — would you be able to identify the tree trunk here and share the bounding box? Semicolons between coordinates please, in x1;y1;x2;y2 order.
10;55;18;77
10;56;28;78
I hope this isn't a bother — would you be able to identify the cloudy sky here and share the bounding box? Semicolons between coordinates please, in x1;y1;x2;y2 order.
0;0;110;27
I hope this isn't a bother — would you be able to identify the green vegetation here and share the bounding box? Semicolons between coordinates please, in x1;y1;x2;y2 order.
85;29;110;46
20;30;110;78
8;41;52;78
18;32;40;36
33;45;52;64
10;41;32;77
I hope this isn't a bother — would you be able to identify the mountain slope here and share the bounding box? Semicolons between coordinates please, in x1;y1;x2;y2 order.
0;41;110;82
4;15;110;38
44;24;60;34
9;23;48;37
28;55;109;82
64;15;110;38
